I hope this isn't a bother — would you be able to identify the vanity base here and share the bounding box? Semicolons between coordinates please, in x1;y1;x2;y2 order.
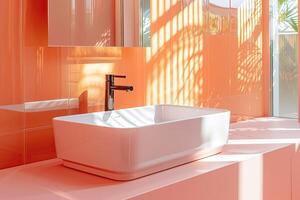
62;147;223;181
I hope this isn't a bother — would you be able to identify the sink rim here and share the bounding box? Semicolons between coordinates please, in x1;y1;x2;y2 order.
53;104;230;130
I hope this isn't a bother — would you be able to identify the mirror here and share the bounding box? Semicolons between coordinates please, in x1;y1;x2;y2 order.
48;0;151;47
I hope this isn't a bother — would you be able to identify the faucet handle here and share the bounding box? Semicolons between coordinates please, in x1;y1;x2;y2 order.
106;74;126;82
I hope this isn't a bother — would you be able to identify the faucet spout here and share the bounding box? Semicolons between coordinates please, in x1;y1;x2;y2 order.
105;74;134;111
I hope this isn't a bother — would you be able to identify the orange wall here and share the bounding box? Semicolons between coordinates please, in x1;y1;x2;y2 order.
0;0;269;169
0;0;25;169
145;0;268;121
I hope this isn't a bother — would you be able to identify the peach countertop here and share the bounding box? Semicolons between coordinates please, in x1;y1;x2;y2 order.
0;117;299;200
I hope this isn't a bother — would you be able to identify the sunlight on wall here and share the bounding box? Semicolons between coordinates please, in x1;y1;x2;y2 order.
66;47;122;110
237;0;263;93
79;63;113;106
68;47;122;59
147;0;204;106
146;0;265;119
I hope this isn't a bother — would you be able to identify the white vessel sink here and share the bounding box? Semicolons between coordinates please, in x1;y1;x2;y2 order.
53;105;230;180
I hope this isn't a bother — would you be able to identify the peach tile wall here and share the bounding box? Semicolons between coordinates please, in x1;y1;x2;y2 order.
0;0;25;169
145;0;268;121
0;0;269;169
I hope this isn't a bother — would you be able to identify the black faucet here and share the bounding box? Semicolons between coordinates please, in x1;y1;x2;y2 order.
105;74;134;111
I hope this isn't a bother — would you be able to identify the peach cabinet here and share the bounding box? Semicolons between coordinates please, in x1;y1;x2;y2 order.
48;0;151;47
48;0;116;46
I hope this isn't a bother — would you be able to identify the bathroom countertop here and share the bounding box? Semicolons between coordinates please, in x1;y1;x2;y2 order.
230;117;300;146
0;117;299;200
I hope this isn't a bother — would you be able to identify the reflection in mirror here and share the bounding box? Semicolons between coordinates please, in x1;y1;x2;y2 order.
48;0;151;47
141;0;151;47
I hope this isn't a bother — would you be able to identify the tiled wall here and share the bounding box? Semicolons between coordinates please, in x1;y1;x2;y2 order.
145;0;268;121
0;0;145;169
0;0;24;169
0;0;269;169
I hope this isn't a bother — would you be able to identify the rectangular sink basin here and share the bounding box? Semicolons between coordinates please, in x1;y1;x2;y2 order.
53;105;230;180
